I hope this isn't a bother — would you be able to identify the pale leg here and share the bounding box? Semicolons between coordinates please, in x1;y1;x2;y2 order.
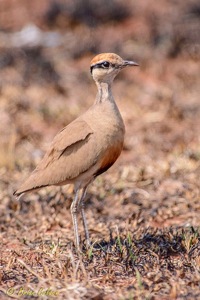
79;186;90;247
70;189;80;249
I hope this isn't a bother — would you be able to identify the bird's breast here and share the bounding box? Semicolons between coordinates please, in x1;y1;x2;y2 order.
94;137;124;177
93;116;125;177
82;101;125;178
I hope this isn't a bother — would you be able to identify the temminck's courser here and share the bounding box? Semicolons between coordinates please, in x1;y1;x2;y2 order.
14;53;139;249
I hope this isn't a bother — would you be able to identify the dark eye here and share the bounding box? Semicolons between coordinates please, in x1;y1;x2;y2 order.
102;61;110;68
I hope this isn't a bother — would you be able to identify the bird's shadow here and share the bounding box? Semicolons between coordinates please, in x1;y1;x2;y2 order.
81;227;199;259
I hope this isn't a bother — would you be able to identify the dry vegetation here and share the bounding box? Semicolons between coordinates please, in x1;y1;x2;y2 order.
0;0;200;299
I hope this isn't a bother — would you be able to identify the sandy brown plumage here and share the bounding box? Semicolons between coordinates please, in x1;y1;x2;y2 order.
14;53;138;249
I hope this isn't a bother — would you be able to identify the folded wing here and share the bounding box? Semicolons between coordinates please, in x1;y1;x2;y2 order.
14;119;96;195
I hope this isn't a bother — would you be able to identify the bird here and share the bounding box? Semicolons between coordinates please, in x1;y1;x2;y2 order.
14;53;139;250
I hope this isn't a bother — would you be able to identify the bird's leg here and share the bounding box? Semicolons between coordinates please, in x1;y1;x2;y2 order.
79;186;90;247
70;189;80;249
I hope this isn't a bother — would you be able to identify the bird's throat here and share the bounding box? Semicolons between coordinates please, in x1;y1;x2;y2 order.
95;82;114;104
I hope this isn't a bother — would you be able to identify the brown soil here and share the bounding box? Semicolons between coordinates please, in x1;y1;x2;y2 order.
0;1;200;299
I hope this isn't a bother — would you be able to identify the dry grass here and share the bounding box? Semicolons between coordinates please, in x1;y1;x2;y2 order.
1;159;200;299
0;0;200;299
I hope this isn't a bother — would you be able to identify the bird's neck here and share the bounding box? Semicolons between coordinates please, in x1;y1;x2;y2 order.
95;82;114;104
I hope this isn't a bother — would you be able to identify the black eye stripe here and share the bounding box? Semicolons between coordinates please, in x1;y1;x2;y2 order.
90;66;94;74
97;62;110;68
90;62;118;74
102;61;110;68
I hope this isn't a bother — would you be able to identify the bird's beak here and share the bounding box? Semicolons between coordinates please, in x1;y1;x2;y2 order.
123;60;139;67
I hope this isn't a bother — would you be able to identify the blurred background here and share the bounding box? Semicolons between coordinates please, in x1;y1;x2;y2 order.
0;0;199;202
1;2;200;297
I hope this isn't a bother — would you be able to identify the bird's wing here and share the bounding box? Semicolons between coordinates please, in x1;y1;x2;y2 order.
39;119;94;168
52;120;93;152
14;119;97;195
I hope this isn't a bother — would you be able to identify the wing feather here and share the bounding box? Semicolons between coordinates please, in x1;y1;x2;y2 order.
14;119;95;195
52;120;93;151
37;119;93;169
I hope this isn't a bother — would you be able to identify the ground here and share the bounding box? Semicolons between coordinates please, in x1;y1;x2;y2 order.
0;0;200;299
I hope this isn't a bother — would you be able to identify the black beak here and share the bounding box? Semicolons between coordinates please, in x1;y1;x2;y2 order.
123;60;139;67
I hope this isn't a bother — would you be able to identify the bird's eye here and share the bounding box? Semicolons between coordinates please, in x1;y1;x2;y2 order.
102;61;110;68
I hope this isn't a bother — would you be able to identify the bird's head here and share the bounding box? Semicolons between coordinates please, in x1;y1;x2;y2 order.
90;53;138;84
